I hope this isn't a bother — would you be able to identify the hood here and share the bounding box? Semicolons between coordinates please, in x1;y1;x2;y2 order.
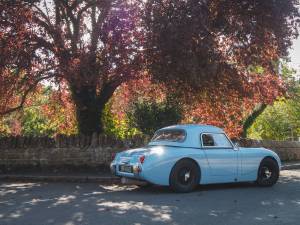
239;147;281;167
239;146;274;154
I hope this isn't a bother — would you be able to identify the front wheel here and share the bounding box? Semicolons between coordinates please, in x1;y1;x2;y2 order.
169;159;200;193
256;158;279;187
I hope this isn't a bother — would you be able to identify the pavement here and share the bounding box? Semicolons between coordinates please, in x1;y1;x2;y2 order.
0;171;119;184
0;161;299;184
281;161;300;170
0;169;300;225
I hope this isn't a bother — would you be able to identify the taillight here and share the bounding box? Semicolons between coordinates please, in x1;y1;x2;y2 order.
139;155;145;164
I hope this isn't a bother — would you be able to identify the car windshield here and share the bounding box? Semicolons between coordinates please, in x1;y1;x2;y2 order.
151;129;186;142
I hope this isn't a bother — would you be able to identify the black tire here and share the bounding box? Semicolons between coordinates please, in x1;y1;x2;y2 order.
256;158;279;187
169;159;200;193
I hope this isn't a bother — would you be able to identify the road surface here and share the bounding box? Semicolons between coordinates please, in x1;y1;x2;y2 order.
1;170;300;225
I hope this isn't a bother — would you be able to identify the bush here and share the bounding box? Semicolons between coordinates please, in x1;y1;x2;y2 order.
128;99;182;136
102;102;140;139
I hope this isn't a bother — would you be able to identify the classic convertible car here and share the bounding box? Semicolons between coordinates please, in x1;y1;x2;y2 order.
110;124;281;192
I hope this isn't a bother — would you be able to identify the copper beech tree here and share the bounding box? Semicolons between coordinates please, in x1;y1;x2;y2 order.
145;0;300;137
0;0;144;135
1;0;300;136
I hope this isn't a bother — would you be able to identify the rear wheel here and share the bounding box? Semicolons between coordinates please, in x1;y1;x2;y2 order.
169;159;200;193
256;158;279;187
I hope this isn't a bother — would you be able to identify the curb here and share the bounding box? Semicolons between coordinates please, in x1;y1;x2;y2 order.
0;174;120;184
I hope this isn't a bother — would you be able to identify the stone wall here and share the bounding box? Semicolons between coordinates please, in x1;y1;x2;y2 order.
0;135;299;172
239;139;300;161
0;134;149;172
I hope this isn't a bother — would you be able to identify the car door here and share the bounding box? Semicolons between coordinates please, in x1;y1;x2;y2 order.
201;133;238;183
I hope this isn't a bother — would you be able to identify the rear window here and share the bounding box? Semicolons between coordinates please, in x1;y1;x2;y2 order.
151;129;186;142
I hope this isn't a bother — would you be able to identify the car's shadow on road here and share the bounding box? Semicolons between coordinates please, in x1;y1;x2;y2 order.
123;169;300;195
128;182;257;194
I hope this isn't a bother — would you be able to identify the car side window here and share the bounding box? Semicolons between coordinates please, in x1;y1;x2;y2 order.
202;134;215;146
202;133;232;148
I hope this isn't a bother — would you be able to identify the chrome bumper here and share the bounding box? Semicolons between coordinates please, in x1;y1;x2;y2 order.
110;163;142;176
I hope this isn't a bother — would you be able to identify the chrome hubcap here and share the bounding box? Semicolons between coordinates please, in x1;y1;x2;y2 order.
178;168;193;185
184;172;190;182
262;166;272;179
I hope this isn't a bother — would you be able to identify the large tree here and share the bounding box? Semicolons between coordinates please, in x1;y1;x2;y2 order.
144;0;300;136
145;0;299;89
0;0;143;135
1;0;299;136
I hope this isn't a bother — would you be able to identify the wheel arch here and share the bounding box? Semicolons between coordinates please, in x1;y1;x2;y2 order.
259;156;279;168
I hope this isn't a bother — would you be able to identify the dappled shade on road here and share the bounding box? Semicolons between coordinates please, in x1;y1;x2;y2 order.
0;170;300;225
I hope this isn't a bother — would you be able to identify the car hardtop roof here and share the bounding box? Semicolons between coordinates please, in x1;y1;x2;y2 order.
158;124;224;133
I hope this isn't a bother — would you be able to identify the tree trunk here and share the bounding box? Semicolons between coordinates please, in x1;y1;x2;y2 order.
71;85;104;135
70;81;118;135
242;103;267;138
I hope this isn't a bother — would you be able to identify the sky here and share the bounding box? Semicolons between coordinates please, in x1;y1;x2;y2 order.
289;36;300;75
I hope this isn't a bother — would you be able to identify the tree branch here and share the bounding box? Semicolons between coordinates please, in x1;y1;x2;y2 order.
90;0;112;53
0;73;55;116
242;103;267;138
31;34;55;53
32;3;52;27
97;80;120;107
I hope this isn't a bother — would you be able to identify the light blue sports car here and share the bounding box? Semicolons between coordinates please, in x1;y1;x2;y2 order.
110;124;281;192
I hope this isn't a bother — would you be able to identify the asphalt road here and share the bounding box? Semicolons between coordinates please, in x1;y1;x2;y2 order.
1;170;300;225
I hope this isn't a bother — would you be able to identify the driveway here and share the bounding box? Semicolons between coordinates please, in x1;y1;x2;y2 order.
1;170;300;225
